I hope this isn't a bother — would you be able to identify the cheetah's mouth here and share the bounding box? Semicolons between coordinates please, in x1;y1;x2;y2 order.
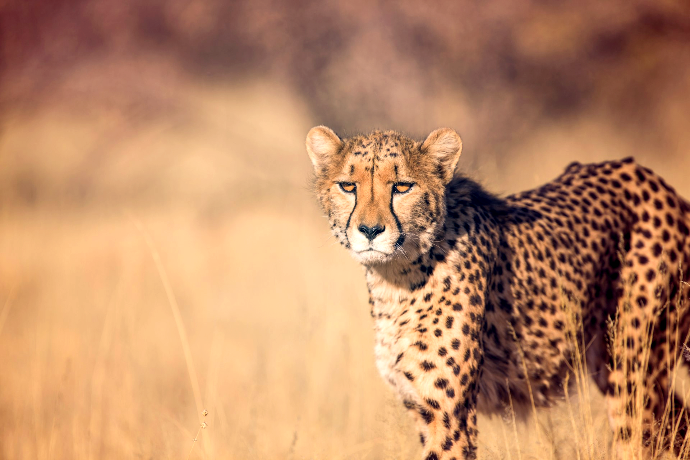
357;249;390;254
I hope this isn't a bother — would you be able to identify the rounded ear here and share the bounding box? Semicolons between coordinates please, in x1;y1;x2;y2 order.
420;128;463;184
306;126;343;172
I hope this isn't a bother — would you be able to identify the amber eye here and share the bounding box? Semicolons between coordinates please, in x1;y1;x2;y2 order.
393;182;414;194
339;182;356;193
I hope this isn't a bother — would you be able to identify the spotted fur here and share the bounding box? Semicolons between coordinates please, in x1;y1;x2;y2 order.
306;126;690;459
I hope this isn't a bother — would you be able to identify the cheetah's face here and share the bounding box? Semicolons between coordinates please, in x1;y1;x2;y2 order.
306;127;463;265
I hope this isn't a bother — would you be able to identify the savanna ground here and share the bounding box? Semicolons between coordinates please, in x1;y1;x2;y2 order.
2;1;690;459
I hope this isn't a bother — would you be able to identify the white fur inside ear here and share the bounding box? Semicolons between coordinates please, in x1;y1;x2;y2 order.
421;128;463;183
306;126;343;170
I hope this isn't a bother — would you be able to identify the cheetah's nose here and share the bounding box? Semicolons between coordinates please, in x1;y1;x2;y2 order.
358;224;385;241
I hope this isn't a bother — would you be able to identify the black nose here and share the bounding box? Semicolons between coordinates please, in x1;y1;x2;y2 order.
358;224;385;241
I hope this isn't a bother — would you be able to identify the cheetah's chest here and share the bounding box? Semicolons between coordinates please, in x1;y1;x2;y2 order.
373;313;418;401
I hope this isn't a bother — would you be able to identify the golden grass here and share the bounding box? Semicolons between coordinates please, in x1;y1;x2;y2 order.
1;73;690;459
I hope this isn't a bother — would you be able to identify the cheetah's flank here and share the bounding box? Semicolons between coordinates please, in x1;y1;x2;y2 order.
306;126;690;460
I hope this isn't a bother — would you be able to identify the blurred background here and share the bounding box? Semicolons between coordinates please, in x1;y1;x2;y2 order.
1;1;690;458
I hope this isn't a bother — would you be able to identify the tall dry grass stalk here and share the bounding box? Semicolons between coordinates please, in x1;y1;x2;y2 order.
129;213;204;417
187;410;209;460
561;288;599;460
0;286;15;340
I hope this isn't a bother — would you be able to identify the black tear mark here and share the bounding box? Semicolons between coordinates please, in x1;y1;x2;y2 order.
344;185;358;247
390;186;405;247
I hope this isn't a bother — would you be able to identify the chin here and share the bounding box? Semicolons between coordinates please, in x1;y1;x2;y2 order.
352;248;395;265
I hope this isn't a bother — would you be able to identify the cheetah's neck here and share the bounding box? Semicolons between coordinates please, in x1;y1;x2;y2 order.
364;236;457;318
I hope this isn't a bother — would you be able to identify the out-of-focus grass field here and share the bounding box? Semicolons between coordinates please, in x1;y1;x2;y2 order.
2;73;689;460
2;1;690;458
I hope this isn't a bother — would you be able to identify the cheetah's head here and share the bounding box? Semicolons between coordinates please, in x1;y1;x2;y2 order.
306;127;462;266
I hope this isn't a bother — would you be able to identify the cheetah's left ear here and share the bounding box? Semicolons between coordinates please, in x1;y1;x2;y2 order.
421;128;463;184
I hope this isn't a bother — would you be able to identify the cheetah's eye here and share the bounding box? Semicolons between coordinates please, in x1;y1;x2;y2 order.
393;182;414;194
339;182;356;193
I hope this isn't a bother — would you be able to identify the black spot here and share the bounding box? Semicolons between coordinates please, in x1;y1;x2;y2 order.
452;339;461;349
420;408;435;424
443;412;452;429
446;316;455;328
414;341;428;351
442;436;454;451
421;361;436;371
426;398;441;410
435;378;449;389
626;336;635;349
443;277;452;292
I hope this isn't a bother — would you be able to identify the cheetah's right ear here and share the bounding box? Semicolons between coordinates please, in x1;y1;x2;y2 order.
306;126;344;173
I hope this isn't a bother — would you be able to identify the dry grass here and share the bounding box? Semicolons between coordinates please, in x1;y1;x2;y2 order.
1;67;690;459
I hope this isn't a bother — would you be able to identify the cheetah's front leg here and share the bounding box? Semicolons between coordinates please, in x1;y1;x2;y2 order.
402;338;482;460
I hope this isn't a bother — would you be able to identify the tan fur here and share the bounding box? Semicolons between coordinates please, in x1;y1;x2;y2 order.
306;127;690;460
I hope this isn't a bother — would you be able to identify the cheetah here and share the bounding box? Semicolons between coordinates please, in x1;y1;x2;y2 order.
306;126;690;459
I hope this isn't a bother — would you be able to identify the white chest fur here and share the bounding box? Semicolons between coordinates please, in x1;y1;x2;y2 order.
368;279;420;402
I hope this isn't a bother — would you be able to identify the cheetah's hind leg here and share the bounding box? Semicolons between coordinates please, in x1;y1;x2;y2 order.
605;246;690;458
